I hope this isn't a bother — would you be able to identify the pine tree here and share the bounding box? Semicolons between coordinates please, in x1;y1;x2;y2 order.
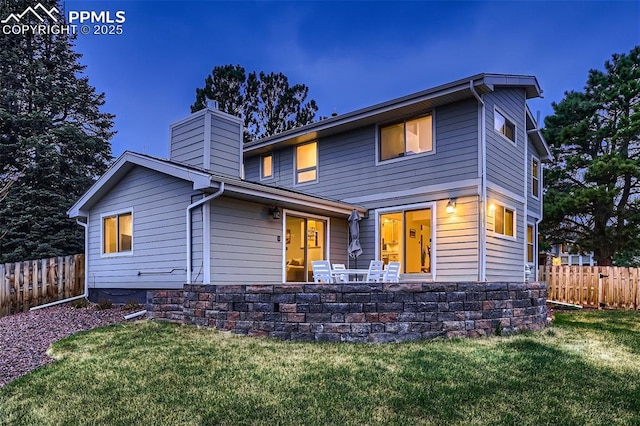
0;0;114;263
191;65;318;142
542;46;640;265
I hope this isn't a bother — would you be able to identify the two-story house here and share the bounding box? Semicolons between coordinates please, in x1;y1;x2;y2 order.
68;73;550;303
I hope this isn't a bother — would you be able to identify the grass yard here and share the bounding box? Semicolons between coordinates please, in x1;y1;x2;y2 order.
1;310;640;425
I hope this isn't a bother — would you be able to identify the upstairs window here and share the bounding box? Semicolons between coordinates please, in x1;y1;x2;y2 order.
295;142;317;184
261;153;273;179
380;114;433;161
532;157;540;198
494;110;515;143
103;211;132;254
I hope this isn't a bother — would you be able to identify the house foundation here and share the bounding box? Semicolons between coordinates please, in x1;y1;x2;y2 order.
148;281;547;342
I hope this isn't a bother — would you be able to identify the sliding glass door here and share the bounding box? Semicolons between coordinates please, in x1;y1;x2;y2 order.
379;207;432;273
285;214;327;282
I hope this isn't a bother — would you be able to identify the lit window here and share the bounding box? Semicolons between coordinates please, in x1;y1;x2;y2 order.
527;225;534;263
532;158;540;197
494;110;515;143
295;142;317;184
380;114;433;161
103;212;132;254
490;204;515;237
261;154;273;179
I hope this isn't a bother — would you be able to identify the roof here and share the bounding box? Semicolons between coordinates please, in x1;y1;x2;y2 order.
68;152;365;218
244;73;544;155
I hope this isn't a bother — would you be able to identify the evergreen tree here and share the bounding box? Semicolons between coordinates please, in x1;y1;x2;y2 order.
542;46;640;265
0;0;114;263
191;65;318;142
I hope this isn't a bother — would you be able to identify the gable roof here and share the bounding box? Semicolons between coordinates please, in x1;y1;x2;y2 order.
68;152;365;218
244;73;544;155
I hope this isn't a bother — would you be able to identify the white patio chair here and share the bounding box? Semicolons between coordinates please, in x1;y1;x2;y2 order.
332;263;347;283
384;262;401;282
311;260;334;283
366;260;385;282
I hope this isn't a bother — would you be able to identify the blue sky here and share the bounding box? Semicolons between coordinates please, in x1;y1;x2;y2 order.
62;0;640;158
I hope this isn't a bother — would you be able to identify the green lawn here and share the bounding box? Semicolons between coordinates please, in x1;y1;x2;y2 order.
2;310;640;425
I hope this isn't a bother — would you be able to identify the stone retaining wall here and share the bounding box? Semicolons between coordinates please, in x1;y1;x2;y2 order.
148;281;547;343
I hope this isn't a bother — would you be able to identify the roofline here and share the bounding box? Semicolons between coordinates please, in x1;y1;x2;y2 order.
525;107;553;161
244;73;542;153
68;152;364;218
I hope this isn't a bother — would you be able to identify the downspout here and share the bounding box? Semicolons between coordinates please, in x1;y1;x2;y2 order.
470;81;487;282
31;219;89;310
186;182;224;284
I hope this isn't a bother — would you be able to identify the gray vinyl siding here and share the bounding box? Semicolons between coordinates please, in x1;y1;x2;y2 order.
485;189;525;281
210;114;242;178
209;198;349;283
87;166;202;289
435;197;479;281
485;89;527;195
170;116;205;168
210;197;282;283
244;99;479;200
330;218;349;267
354;195;480;282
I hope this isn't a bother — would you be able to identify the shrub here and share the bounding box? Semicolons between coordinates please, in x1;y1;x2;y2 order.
71;298;90;309
96;299;113;310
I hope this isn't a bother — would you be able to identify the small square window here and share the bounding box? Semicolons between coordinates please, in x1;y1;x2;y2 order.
494;110;515;143
103;211;132;254
261;154;273;179
489;204;515;237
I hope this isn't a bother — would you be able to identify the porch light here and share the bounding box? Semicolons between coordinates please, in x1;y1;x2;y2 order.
446;200;456;214
269;206;281;220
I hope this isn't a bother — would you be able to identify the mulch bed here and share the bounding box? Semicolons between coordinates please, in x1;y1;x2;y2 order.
0;303;142;387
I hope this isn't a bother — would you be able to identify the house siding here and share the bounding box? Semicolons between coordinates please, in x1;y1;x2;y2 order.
210;197;282;283
209;113;242;178
244;99;479;201
355;194;479;282
485;89;527;195
485;189;525;281
87;166;203;289
170;115;205;168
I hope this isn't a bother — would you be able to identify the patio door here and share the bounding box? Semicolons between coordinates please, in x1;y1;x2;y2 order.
379;207;432;273
285;214;327;282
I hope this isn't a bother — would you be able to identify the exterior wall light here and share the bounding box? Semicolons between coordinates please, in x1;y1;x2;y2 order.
446;200;456;214
269;206;281;220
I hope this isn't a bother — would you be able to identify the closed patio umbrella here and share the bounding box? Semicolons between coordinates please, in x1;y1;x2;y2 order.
348;210;362;267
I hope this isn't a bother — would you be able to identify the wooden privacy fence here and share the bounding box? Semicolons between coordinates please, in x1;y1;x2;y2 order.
539;265;640;310
0;254;84;318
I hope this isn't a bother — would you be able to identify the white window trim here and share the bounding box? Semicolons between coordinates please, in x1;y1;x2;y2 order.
493;107;517;145
531;155;541;200
260;153;274;181
293;141;318;186
374;202;437;279
100;208;134;258
487;201;517;241
375;111;436;166
281;209;331;282
526;223;536;265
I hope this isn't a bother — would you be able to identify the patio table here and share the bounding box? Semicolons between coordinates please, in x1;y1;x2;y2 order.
330;268;369;282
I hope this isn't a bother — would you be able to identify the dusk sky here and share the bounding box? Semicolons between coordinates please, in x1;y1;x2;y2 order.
62;0;640;158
